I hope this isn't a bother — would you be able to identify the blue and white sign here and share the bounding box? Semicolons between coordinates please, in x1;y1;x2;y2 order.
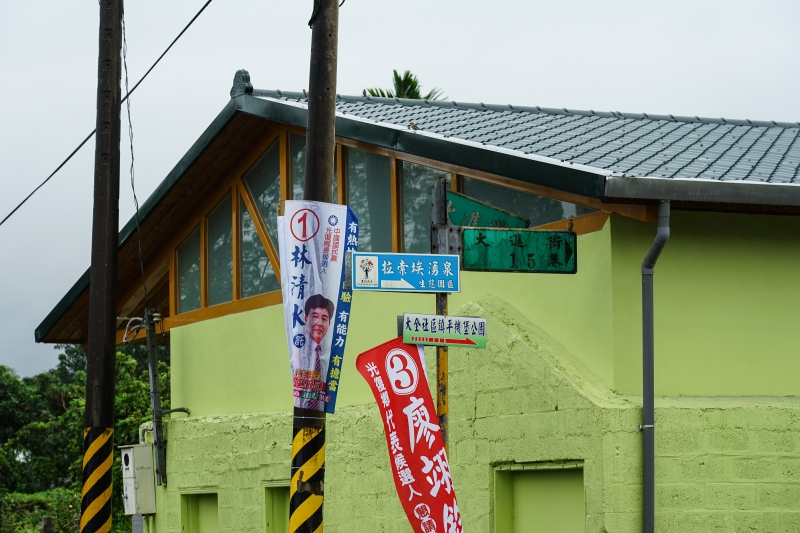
278;200;358;414
352;252;460;293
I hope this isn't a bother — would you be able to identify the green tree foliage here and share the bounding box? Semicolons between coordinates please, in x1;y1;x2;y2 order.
0;489;80;533
366;70;445;101
0;344;169;532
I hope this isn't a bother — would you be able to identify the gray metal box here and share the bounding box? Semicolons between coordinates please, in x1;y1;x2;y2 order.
119;444;157;515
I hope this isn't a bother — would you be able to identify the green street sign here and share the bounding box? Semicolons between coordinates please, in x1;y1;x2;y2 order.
447;190;529;229
402;313;487;349
462;228;577;274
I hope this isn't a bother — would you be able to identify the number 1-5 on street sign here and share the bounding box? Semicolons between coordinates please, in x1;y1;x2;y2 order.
462;228;577;274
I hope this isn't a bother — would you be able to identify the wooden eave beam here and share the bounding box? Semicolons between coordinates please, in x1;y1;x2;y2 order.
116;254;170;327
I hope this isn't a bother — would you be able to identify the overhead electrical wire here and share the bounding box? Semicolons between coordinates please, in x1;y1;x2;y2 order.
0;0;214;229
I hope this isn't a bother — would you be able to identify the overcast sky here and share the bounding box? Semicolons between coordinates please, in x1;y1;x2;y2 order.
1;0;799;377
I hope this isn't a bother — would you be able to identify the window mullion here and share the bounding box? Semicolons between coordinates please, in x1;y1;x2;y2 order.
238;177;282;281
390;156;401;252
169;248;177;317
200;216;208;308
279;130;290;213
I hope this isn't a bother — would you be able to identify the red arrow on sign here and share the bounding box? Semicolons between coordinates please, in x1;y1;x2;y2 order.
446;338;477;346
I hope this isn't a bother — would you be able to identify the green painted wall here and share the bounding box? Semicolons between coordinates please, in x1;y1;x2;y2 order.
171;223;615;416
171;305;292;416
151;297;800;533
610;212;800;396
171;291;435;416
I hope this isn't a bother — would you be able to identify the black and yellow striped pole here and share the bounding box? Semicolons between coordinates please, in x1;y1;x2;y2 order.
82;0;122;531
291;1;338;531
290;411;325;533
81;428;114;532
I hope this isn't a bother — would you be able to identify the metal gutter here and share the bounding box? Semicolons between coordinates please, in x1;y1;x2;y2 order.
605;176;800;206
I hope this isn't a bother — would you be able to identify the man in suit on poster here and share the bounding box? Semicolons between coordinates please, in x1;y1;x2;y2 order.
292;294;335;409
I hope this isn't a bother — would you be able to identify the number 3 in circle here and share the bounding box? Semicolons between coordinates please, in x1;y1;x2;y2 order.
385;349;419;395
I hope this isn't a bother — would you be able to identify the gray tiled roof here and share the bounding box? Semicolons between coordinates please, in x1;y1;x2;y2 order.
254;90;800;185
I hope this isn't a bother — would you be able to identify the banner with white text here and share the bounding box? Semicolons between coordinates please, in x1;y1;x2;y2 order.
356;338;463;533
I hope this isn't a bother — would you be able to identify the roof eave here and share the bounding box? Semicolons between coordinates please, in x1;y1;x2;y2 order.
605;176;800;206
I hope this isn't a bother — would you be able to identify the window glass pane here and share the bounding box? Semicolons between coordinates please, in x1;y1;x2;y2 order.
290;133;338;203
333;159;338;204
346;147;392;252
243;141;281;247
290;133;306;200
461;177;595;227
240;197;280;298
401;162;450;253
207;193;232;306
177;227;201;314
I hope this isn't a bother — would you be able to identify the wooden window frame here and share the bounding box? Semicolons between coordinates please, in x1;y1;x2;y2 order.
158;129;286;338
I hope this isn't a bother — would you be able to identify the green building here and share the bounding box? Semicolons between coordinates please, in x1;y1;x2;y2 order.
38;71;800;532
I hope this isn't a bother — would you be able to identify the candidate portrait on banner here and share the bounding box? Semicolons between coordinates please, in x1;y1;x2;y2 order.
292;294;334;386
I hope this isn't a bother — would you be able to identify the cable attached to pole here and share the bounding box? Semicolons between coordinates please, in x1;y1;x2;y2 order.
0;0;215;229
309;0;344;28
122;6;149;310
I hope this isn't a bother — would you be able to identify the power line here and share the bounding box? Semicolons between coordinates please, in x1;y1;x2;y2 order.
0;0;214;229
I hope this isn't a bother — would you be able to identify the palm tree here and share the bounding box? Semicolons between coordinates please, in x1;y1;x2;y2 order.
366;70;445;101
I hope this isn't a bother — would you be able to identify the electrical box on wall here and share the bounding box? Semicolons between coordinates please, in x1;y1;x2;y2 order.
119;444;157;515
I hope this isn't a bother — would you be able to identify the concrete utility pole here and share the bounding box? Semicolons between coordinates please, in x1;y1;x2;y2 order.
81;1;123;532
289;2;338;533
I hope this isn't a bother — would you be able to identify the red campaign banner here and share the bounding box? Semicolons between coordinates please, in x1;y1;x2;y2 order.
356;338;463;533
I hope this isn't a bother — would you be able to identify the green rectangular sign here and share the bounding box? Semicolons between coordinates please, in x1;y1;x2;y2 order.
402;313;487;349
447;190;529;229
462;228;577;274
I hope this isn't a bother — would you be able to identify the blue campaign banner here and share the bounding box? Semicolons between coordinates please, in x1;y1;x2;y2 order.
352;253;460;293
324;208;358;413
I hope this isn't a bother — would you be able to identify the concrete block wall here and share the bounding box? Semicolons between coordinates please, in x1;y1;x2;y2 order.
653;400;800;531
150;296;800;533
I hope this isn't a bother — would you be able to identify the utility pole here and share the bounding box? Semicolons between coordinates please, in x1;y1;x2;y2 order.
289;2;338;533
430;176;451;455
81;1;122;532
